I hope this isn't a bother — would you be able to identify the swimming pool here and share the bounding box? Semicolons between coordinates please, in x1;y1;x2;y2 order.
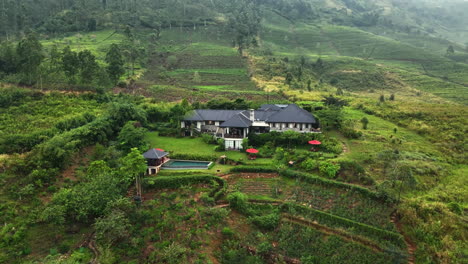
162;160;213;170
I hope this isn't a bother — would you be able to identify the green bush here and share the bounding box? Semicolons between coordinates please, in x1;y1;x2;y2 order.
221;227;235;237
340;127;363;139
250;213;280;230
318;161;340;178
201;133;216;144
215;138;225;152
301;158;319;171
226;192;249;213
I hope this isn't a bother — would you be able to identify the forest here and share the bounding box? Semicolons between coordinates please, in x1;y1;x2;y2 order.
0;0;466;263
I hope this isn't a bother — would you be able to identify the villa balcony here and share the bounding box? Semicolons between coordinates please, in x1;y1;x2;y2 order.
223;134;244;139
201;125;218;133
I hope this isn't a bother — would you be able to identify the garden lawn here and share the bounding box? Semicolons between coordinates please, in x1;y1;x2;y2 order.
145;132;273;166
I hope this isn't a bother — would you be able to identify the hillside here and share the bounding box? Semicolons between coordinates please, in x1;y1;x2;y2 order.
0;1;467;264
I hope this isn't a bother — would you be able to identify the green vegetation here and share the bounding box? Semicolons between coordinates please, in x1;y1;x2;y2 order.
0;0;467;263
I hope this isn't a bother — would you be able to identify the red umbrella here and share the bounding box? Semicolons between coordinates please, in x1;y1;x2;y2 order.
246;148;259;154
155;148;165;151
308;140;321;145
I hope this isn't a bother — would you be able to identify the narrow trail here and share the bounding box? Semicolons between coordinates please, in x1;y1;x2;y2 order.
243;244;301;264
391;213;416;264
340;141;349;155
282;214;385;253
78;232;99;264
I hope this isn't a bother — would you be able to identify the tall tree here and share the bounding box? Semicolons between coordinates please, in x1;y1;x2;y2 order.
61;46;79;83
227;0;261;55
105;43;125;84
78;49;99;83
117;121;148;153
0;42;17;74
16;33;44;85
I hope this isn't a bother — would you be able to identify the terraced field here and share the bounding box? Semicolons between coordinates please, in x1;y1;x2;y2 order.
139;26;282;102
258;11;468;104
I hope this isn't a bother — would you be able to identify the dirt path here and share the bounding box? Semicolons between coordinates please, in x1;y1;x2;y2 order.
282;214;385;253
243;244;301;264
77;232;99;264
391;213;416;264
340;141;349;155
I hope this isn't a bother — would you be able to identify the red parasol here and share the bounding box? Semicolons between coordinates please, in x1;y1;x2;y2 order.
308;140;321;145
155;148;165;151
246;148;259;154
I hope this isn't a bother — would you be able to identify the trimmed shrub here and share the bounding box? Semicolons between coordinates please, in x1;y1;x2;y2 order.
229;166;277;173
301;158;319;171
226;192;249;213
201;133;216;144
144;175;226;200
169;153;217;162
221;227;235;237
280;203;406;248
250;213;280;230
318;161;340;178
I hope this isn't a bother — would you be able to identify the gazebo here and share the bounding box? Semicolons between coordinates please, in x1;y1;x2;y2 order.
143;148;169;175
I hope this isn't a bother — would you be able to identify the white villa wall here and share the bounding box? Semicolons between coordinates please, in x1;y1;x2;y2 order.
225;138;244;150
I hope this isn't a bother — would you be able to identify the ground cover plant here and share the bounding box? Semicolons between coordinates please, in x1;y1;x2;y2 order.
0;89;104;153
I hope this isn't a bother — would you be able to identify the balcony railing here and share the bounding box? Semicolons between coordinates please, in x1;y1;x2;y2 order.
270;127;321;133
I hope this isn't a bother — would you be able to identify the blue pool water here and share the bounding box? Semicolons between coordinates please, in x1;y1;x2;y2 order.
162;160;212;170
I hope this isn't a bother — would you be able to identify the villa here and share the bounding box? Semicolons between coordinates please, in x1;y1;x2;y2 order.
182;104;320;150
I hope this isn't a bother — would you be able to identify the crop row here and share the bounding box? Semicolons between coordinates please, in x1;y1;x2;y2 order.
144;174;226;200
280;203;406;249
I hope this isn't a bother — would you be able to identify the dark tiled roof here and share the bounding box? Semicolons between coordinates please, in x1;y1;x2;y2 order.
184;104;317;125
143;148;169;159
252;109;278;121
219;112;251;128
258;104;282;111
184;110;242;121
266;104;317;123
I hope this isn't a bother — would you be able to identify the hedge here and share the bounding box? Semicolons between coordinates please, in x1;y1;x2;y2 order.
230;166;277;173
144;175;226;200
280;203;406;249
279;169;393;203
169;153;218;162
